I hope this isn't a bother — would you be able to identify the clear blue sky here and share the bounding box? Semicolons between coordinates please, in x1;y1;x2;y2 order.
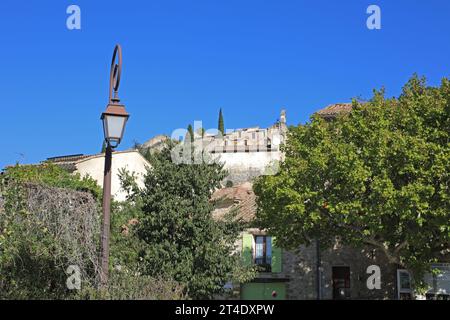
1;0;450;168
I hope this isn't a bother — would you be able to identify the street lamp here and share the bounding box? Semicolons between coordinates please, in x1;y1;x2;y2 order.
101;103;129;148
102;44;129;148
99;44;129;287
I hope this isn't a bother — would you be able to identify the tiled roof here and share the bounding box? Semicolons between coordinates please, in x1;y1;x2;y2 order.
316;103;353;119
211;182;256;222
141;135;169;151
43;150;148;172
45;154;91;172
46;154;89;162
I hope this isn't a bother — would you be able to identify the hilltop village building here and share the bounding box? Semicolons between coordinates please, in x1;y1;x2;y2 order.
206;109;287;185
41;104;449;300
209;104;449;300
208;105;395;300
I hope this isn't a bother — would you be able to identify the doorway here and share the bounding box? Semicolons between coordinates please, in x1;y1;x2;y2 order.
332;266;351;299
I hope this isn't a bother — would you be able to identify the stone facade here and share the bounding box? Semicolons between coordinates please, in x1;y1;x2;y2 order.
283;242;397;300
212;151;282;185
206;109;287;152
208;106;400;300
206;109;287;185
238;230;397;300
212;176;398;300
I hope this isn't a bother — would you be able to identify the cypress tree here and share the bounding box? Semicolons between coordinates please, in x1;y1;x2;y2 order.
186;124;194;142
197;127;205;138
218;108;224;136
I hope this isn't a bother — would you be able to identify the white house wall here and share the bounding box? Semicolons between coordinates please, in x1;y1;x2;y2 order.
75;151;149;202
211;151;282;184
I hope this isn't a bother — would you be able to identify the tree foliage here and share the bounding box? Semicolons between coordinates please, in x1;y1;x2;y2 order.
254;76;450;285
187;124;194;142
2;163;102;199
0;163;185;300
120;142;253;299
0;164;101;298
101;140;107;153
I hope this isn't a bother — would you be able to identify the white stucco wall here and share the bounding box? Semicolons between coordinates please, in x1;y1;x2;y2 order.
211;151;282;183
213;151;281;171
74;150;150;202
72;149;279;200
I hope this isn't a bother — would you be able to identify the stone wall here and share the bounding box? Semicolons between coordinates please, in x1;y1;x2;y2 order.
239;230;397;300
205;109;287;150
211;150;282;185
282;242;397;300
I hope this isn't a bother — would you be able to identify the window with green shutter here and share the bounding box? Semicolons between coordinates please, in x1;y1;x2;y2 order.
255;235;272;272
242;233;282;273
271;237;282;273
242;232;253;267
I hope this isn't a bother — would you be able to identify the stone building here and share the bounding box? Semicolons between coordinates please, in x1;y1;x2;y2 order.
207;109;288;152
212;182;397;300
206;109;287;185
141;109;288;185
211;104;449;300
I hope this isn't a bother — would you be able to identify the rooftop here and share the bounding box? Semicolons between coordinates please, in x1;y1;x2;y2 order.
316;102;354;119
46;154;91;163
211;182;256;222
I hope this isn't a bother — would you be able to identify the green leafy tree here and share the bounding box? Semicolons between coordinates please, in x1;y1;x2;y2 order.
2;163;101;199
0;164;101;299
120;142;253;299
254;76;450;290
218;108;225;136
186;124;194;142
0;163;186;299
132;140;142;150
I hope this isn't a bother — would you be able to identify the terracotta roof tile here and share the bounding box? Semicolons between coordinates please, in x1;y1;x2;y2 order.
316;103;353;119
211;182;256;222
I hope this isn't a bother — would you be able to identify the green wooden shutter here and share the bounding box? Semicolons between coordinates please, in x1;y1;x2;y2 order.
271;236;282;273
242;233;253;267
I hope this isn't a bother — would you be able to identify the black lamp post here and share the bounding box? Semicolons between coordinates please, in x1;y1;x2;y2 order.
99;44;129;287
